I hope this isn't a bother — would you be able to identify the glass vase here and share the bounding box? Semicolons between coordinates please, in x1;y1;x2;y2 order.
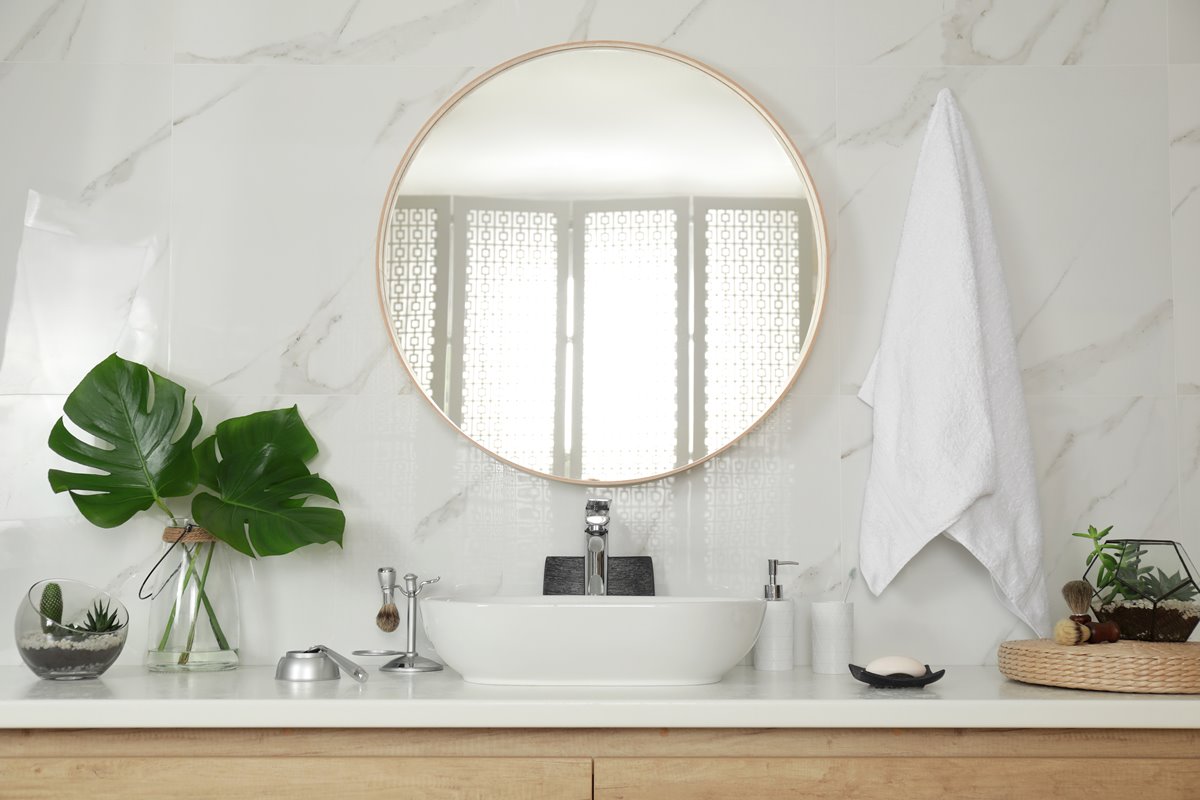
145;519;240;671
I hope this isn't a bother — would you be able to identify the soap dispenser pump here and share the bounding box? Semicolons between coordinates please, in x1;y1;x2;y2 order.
754;559;799;671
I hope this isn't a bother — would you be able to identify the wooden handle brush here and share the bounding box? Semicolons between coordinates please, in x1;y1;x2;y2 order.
1053;618;1091;645
1059;579;1119;643
376;567;400;632
1062;580;1094;622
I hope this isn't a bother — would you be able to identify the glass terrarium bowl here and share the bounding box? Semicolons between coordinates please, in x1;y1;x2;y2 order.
14;579;129;680
1084;539;1200;642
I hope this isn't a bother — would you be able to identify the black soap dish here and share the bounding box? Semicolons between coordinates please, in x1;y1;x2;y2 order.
848;664;945;688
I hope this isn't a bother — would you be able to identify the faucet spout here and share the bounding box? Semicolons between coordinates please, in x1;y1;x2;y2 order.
584;498;610;596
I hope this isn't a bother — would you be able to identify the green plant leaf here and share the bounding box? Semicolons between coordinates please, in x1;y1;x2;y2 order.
191;406;344;557
47;354;202;527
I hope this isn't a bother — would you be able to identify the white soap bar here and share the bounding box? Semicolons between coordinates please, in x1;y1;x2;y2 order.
864;655;925;677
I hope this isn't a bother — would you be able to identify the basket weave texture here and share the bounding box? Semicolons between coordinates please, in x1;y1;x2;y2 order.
998;638;1200;694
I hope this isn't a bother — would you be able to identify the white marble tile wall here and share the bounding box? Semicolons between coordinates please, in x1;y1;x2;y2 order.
0;0;1193;669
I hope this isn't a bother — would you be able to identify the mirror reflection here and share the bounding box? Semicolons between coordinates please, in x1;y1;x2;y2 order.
378;44;826;484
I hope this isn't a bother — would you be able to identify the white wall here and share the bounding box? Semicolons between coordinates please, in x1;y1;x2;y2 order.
0;0;1196;669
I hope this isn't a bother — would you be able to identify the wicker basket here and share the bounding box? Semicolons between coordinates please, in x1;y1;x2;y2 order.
998;639;1200;694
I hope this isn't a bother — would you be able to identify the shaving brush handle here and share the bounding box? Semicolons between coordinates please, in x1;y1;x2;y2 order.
1086;620;1120;643
378;567;397;602
1065;613;1120;643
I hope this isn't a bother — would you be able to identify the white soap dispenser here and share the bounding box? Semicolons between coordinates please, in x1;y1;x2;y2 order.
753;558;799;671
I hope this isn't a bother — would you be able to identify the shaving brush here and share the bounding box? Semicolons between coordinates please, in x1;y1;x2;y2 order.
1062;580;1094;622
1055;579;1095;647
1059;579;1120;643
1053;618;1091;646
375;567;400;633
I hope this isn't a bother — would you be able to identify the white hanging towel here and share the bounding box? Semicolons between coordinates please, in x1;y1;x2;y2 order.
858;89;1050;638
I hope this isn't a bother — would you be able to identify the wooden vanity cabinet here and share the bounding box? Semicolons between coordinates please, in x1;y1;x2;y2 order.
2;728;1198;799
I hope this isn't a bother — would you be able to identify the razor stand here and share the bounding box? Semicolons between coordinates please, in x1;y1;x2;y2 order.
380;572;442;673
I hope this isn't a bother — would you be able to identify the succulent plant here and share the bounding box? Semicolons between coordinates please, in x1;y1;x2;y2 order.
1075;524;1200;604
70;599;124;634
1139;568;1199;603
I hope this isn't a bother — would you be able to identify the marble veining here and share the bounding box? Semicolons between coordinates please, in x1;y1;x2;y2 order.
567;0;600;41
2;1;86;63
0;1;170;65
945;0;1070;66
838;69;981;149
1183;405;1200;485
838;0;1165;67
1014;246;1087;346
862;11;944;66
1039;398;1142;481
172;70;261;132
939;0;1110;67
1180;400;1200;530
1174;183;1198;219
177;0;494;66
79;122;170;205
373;66;472;146
412;487;474;542
654;0;715;46
1020;300;1173;394
1170;124;1200;149
1172;66;1200;394
0;0;1194;669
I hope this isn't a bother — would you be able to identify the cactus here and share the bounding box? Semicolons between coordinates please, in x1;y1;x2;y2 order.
39;583;63;624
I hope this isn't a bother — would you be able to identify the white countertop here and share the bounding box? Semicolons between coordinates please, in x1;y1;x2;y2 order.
2;665;1197;729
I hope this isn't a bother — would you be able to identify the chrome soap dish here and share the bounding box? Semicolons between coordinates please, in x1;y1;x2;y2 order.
275;644;368;683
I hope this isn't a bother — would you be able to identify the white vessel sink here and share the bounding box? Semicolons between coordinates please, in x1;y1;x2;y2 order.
421;595;766;686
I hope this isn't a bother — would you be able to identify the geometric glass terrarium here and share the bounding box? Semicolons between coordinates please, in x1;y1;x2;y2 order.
1083;539;1200;642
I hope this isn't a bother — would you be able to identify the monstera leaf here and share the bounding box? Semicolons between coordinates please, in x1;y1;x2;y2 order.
48;354;203;527
191;406;344;557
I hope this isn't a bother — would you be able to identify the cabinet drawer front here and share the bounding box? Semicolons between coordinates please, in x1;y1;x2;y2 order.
594;757;1198;800
0;757;592;800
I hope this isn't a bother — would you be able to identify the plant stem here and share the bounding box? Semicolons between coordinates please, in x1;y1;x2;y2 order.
199;583;231;651
156;542;231;654
179;542;216;665
156;543;198;651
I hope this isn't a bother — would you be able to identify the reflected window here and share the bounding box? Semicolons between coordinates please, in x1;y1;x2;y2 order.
383;200;446;395
460;206;562;473
698;203;809;452
384;196;812;479
579;205;682;477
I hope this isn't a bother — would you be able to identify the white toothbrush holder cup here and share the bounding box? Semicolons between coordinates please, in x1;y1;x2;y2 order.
810;601;853;675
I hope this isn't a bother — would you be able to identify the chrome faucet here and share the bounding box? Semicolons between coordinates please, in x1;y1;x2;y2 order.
584;498;611;596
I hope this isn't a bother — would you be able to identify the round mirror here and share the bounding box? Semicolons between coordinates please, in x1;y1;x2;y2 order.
377;42;827;485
